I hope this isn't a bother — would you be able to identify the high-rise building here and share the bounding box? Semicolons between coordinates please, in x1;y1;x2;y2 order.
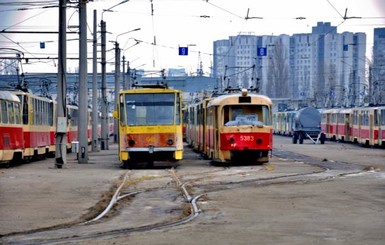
213;22;367;108
372;28;385;105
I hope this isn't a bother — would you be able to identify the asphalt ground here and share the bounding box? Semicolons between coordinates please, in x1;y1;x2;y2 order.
0;143;125;235
1;136;384;245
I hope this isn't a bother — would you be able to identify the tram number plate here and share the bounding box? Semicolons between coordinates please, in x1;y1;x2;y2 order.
240;135;254;141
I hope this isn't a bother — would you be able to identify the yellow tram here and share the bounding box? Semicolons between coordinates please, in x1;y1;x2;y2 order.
114;84;184;168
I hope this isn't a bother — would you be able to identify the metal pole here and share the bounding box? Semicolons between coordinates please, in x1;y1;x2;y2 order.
127;62;131;89
122;55;126;90
114;42;120;143
55;0;67;168
92;9;98;152
100;20;108;150
78;0;88;163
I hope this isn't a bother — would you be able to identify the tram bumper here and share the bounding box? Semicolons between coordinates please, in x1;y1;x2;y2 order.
122;146;183;162
126;146;177;153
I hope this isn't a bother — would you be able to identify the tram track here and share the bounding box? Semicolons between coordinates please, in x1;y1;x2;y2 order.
1;147;371;245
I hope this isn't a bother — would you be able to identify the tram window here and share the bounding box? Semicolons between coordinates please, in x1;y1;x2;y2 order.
175;93;181;125
124;93;175;126
1;101;8;123
381;109;385;126
374;110;378;126
361;112;368;126
48;102;53;126
34;99;40;125
223;106;230;124
262;105;272;125
119;102;125;125
156;105;173;125
32;99;35;125
224;105;270;126
35;99;38;125
21;95;28;125
15;103;21;124
71;108;79;126
353;112;358;124
8;102;14;124
43;101;47;125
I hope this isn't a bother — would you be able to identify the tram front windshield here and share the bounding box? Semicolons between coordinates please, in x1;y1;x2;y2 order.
123;93;176;126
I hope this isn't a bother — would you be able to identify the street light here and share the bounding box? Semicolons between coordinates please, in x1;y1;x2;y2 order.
101;0;130;20
115;28;141;42
100;0;132;150
113;27;141;143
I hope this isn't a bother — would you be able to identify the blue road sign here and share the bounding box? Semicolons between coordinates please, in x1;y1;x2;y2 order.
179;47;188;56
257;47;267;56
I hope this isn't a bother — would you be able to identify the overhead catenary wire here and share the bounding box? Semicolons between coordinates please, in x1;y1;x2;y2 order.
0;0;383;76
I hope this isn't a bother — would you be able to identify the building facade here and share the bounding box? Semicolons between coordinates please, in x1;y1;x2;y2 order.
372;28;385;106
213;22;367;109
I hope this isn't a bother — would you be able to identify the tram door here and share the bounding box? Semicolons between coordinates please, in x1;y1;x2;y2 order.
344;113;351;142
369;110;377;145
213;106;219;159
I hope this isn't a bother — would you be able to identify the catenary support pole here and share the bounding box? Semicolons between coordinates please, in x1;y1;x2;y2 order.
78;0;88;163
114;42;120;143
55;0;67;168
100;20;109;150
92;9;98;152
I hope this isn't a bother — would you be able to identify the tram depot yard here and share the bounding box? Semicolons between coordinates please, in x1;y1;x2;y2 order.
1;136;384;245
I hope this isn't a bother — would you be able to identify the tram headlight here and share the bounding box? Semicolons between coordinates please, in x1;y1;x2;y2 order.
229;137;235;144
256;138;263;145
128;139;135;146
167;139;174;145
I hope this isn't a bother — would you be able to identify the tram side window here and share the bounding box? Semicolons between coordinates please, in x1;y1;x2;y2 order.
362;111;369;126
189;107;194;126
8;102;14;124
353;112;358;125
42;101;46;125
1;101;8;123
223;106;230;124
22;95;29;124
262;105;272;125
70;108;79;126
15;103;21;124
33;99;38;125
33;99;36;125
175;93;181;125
338;113;344;124
119;101;125;125
48;102;53;126
381;109;385;126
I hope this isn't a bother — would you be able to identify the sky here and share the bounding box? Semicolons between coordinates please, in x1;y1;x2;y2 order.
1;0;385;76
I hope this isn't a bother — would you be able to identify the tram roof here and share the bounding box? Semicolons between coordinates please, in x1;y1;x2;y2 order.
0;90;21;102
208;92;272;107
121;87;182;94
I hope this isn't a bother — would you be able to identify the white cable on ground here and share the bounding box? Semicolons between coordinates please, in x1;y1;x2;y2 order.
85;171;131;224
